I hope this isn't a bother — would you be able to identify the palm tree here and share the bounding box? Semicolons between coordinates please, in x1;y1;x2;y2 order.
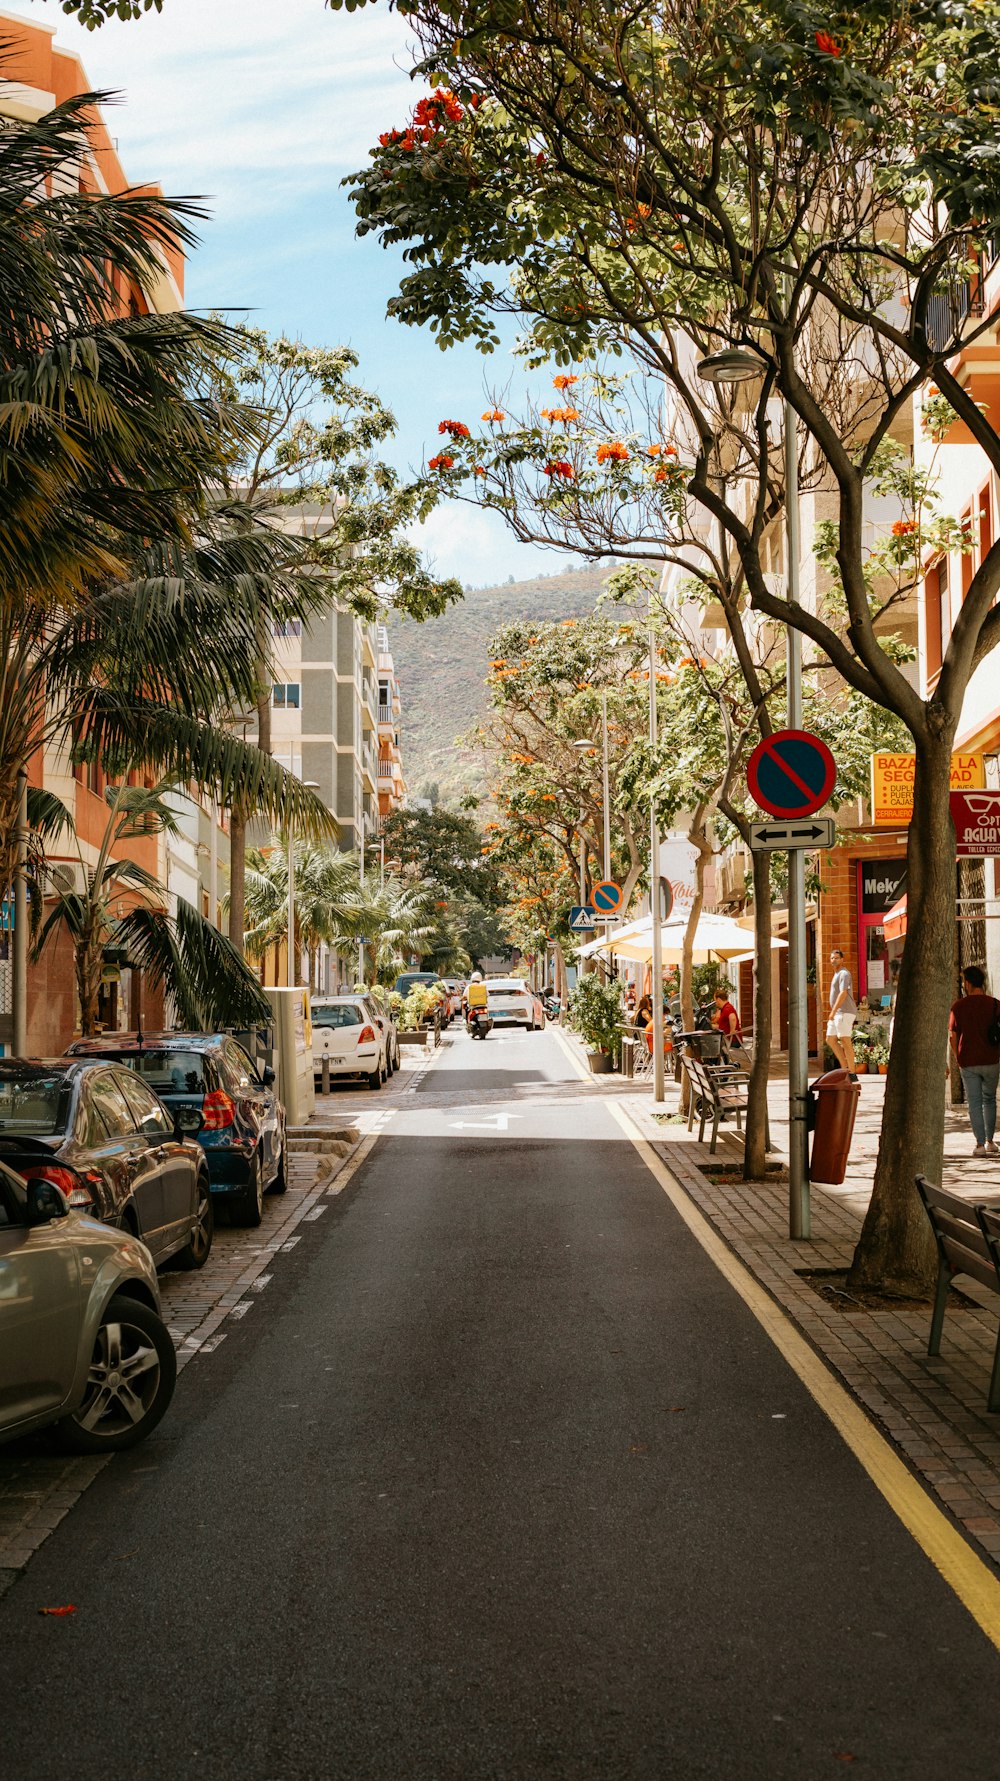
30;780;270;1036
242;843;366;988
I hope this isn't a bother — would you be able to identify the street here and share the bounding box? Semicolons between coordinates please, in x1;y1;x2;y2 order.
2;1022;999;1780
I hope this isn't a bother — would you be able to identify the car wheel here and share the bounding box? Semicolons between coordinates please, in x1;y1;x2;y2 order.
270;1136;289;1196
56;1296;177;1454
367;1064;383;1090
175;1171;214;1270
237;1150;265;1227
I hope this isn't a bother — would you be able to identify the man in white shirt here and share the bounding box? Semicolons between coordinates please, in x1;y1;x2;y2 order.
826;948;858;1072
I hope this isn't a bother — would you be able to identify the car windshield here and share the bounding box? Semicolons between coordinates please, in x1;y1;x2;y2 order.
312;1004;362;1028
118;1051;210;1097
0;1071;72;1136
489;984;527;997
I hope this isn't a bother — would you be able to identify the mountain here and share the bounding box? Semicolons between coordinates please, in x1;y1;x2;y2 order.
391;561;618;804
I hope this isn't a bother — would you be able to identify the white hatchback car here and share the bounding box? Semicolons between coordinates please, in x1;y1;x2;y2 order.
486;979;546;1030
311;996;388;1089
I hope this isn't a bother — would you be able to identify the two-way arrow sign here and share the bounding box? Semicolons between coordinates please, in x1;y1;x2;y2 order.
749;817;837;853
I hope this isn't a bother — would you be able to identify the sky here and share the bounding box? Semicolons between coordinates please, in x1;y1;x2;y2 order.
10;0;564;586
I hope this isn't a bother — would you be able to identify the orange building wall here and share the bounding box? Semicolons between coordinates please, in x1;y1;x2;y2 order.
814;832;909;1013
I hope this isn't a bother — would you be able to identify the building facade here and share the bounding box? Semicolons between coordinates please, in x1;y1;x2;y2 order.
1;16;188;1053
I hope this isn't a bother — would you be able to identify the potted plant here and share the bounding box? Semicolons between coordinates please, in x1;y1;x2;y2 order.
869;1038;890;1075
568;975;624;1073
399;984;435;1045
852;1028;871;1075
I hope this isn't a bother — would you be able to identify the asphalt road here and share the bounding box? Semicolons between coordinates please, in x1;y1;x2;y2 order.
2;1023;999;1780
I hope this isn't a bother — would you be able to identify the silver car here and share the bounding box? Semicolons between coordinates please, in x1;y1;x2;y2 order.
0;1160;176;1453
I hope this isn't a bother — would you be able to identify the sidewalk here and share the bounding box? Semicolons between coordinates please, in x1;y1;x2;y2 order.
602;1046;1000;1568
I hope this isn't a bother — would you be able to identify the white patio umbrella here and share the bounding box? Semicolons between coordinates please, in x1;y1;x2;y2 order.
578;911;783;964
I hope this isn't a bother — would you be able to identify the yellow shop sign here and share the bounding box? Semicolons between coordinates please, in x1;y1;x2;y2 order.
870;752;985;825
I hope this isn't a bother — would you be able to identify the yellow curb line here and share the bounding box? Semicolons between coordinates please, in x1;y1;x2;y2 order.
605;1094;1000;1656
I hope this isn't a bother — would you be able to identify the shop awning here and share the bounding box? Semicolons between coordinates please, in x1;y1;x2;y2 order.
884;894;907;942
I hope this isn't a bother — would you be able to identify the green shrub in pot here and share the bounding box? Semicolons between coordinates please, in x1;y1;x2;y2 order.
568;975;624;1064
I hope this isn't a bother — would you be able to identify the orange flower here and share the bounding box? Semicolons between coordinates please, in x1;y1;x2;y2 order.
552;374;579;390
438;419;470;439
543;460;574;480
482;408;505;422
891;519;917;536
814;29;841;55
474;465;487;477
596;441;630;464
428;453;454;470
647;443;662;457
654;467;668;483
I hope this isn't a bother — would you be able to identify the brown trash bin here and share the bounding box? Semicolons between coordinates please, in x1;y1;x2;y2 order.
808;1068;862;1185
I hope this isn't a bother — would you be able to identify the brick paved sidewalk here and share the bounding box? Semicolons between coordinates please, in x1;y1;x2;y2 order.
618;1060;1000;1568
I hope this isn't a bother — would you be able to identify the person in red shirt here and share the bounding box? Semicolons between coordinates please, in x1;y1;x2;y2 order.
949;966;1000;1158
712;987;742;1048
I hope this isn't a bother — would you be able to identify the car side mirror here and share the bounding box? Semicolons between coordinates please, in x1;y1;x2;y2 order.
260;1065;276;1087
26;1179;69;1224
174;1107;204;1138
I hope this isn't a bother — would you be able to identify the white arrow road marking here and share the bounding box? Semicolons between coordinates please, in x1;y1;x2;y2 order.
448;1112;521;1131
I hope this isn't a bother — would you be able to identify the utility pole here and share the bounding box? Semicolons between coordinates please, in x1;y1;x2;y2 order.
601;688;611;883
648;625;665;1104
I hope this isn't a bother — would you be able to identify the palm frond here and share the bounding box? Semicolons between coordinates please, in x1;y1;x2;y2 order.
116;899;271;1030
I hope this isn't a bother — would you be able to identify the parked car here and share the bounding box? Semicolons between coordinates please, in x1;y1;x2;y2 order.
485;978;546;1030
394;970;441;1000
64;1034;286;1229
0;1155;176;1453
311;996;388;1088
363;986;401;1072
0;1059;212;1270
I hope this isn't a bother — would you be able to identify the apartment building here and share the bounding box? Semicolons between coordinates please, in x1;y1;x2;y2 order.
1;15;191;1053
377;625;406;820
914;249;1000;993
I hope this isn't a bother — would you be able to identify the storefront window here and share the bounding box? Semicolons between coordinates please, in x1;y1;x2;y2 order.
856;859;907;1005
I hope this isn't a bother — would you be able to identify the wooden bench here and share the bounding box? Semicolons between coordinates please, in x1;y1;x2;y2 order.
681;1053;749;1154
916;1176;1000;1412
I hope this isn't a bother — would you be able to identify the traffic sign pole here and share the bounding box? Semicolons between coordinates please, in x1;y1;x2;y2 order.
648;620;665;1105
784;423;810;1241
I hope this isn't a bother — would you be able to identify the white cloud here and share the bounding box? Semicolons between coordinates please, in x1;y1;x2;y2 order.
9;0;418;212
409;499;571;588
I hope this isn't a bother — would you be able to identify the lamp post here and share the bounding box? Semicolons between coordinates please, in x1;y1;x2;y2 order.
11;769;27;1056
287;782;320;992
697;345;810;1238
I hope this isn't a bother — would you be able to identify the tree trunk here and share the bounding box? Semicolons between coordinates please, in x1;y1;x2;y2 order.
77;935;102;1038
679;809;713;1116
743;848;773;1180
228;812;247;955
848;735;954;1296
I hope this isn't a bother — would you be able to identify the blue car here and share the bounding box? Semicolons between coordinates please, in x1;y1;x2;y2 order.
65;1033;287;1227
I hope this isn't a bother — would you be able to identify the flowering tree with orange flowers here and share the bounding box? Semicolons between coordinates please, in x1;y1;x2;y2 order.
339;0;1000;1295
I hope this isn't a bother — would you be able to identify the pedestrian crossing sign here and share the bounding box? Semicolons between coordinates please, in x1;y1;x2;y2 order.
569;904;596;933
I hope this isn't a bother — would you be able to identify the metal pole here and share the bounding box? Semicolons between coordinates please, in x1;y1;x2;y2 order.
286;828;296;990
12;769;28;1055
579;822;587;905
784;397;810;1238
648;624;665;1104
601;688;611;882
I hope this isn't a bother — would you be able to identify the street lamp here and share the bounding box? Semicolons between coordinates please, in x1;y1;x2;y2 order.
574;691;612;883
696;342;810;1239
287;782;320;992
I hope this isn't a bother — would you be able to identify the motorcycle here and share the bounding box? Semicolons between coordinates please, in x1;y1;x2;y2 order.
466;1006;493;1039
540;991;561;1024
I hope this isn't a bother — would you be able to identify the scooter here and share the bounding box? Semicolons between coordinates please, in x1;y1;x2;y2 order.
466;1007;493;1039
540;991;561;1024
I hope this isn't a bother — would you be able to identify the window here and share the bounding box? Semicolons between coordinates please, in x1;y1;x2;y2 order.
0;1071;73;1136
272;683;301;709
222;1041;257;1089
89;1072;138;1139
115;1070;171;1139
311;1003;362;1029
124;1050;211;1097
273;618;302;639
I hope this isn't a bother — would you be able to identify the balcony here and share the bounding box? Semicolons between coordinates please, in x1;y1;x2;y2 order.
377;760;394;780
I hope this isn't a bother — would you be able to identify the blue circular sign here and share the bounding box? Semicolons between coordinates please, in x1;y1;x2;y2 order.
747;729;836;819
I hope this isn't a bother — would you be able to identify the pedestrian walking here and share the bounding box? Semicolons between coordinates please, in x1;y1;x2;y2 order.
949;966;1000;1158
826;948;858;1073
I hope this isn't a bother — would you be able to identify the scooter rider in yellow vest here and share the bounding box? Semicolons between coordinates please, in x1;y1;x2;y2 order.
466;971;488;1012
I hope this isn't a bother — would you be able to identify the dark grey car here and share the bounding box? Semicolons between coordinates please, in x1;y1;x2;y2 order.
0;1059;212;1272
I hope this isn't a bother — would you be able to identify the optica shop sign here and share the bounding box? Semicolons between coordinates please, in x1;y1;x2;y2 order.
870;752;984;826
951;791;1000;856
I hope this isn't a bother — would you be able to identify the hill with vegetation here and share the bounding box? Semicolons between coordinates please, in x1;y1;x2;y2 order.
391;561;621;804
